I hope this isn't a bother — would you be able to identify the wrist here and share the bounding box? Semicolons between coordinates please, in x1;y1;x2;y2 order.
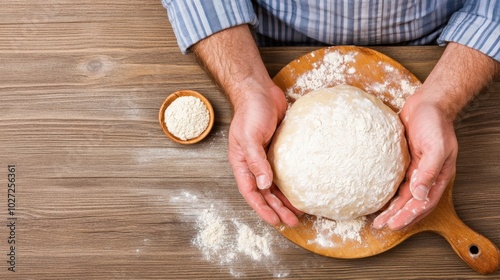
191;24;287;115
412;42;499;121
191;24;284;111
402;90;454;126
229;76;285;107
409;84;457;123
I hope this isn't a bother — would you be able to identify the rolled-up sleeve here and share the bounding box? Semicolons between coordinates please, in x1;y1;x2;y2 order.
438;0;500;61
162;0;258;54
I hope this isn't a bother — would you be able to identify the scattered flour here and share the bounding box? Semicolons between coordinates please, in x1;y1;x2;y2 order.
234;220;272;261
384;64;395;72
362;61;420;111
193;205;233;263
365;77;420;112
170;190;199;203
165;96;210;140
170;191;291;278
193;206;274;264
285;48;421;112
287;50;357;100
308;216;367;248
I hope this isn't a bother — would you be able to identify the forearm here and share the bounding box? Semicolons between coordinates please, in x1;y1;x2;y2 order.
416;42;500;121
191;24;278;110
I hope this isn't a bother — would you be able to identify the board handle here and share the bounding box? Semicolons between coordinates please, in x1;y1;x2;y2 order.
435;212;499;274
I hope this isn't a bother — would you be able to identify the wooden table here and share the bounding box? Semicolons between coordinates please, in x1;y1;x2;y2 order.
1;1;499;279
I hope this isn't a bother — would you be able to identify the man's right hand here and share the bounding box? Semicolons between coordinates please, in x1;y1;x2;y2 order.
192;24;302;227
228;82;301;227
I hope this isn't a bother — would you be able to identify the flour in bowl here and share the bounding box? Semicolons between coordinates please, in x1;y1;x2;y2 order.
165;96;210;140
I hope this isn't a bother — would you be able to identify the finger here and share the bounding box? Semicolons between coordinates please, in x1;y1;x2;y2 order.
409;150;446;201
271;185;305;217
261;188;300;227
387;176;449;230
386;198;433;230
372;167;416;229
243;141;273;190
372;193;408;229
232;164;281;225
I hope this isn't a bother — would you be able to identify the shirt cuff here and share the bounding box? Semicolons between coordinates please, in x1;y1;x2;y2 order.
437;1;500;61
162;0;258;54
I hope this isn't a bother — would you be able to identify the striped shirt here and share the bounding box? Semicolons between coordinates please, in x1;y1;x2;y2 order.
162;0;500;61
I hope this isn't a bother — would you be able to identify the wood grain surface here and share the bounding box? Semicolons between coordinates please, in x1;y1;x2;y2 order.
0;1;499;279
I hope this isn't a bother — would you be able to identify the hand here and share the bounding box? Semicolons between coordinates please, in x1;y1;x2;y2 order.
373;92;458;230
373;43;498;230
191;25;304;227
228;83;302;227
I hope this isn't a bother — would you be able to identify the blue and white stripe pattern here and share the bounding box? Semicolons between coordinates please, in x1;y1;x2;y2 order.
438;0;499;61
162;0;258;52
162;0;499;61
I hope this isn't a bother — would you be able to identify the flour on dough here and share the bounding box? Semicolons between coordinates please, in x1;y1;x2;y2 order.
268;85;409;220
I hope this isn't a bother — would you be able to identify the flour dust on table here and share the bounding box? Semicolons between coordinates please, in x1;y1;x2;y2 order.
169;190;292;278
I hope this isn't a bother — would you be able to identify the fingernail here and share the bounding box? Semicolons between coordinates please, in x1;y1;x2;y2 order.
411;185;429;201
410;169;418;183
256;175;271;190
372;209;390;229
371;219;385;230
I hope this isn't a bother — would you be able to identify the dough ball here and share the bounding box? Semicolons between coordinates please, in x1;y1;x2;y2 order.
268;85;409;220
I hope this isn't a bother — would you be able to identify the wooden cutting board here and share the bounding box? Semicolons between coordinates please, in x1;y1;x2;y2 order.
271;46;499;275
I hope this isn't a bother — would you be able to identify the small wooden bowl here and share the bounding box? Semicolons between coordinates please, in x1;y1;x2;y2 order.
158;90;214;144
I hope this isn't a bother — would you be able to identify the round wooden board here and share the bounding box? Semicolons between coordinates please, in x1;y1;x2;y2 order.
271;46;499;274
273;45;420;112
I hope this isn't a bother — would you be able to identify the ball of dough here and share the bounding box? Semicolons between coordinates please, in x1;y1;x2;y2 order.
268;85;409;220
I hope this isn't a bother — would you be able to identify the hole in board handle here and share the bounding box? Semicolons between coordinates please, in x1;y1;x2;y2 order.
469;245;480;257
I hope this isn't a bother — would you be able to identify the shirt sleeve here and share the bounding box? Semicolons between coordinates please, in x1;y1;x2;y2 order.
437;0;500;61
162;0;258;54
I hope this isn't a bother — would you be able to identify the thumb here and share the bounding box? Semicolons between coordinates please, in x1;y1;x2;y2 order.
410;153;445;201
244;142;273;190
